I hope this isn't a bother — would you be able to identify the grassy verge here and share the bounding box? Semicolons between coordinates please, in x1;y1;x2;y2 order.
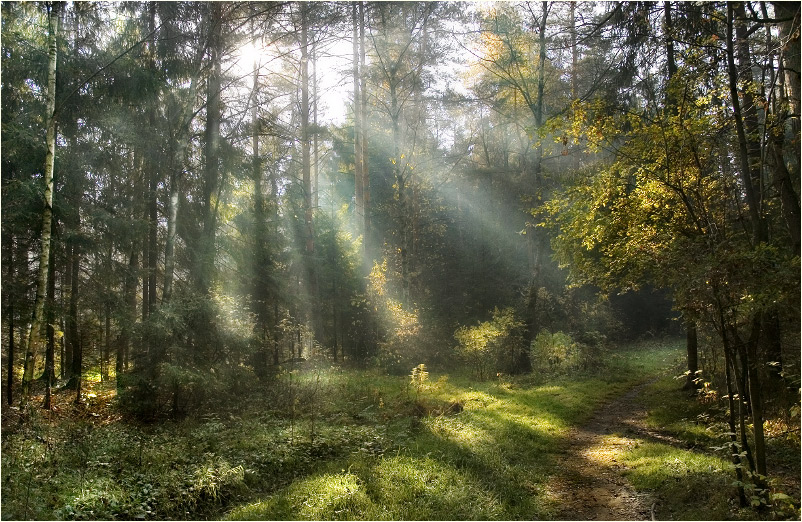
611;365;801;520
2;339;744;521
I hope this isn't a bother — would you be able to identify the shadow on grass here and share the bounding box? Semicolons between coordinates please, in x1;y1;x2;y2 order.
225;382;609;520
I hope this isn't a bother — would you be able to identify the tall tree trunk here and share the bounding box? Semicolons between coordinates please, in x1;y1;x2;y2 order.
43;239;57;409
353;2;365;242
300;5;319;343
726;3;769;487
360;1;370;254
774;1;801;118
523;2;549;350
745;314;768;482
727;3;766;244
199;2;223;295
163;16;204;303
250;40;273;373
723;335;748;507
117;247;138;378
5;230;15;405
22;2;59;399
683;322;700;390
300;6;315;277
312;35;319;213
142;4;158;327
663;1;678;108
771;1;801;255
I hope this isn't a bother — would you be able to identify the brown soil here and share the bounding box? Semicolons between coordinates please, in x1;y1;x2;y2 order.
547;381;657;521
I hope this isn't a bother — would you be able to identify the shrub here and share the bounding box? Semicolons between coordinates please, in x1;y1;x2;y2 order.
454;308;526;379
529;329;606;375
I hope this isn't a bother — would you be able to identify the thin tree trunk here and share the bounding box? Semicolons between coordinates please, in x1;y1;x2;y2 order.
360;1;370;253
523;2;549;350
727;4;770;487
43;239;56;409
163;17;204;303
199;2;223;295
683;322;700;390
353;2;364;240
312;35;319;212
745;314;768;483
723;336;748;507
117;247;138;378
74;332;83;404
774;1;801;117
22;2;59;399
6;236;15;405
726;3;765;244
300;5;315;275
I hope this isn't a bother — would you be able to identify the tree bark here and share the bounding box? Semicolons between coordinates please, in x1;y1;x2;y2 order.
5;232;15;405
199;2;223;295
43;238;57;409
683;322;700;390
22;2;59;399
117;246;137;378
726;2;766;244
523;2;549;350
360;1;370;254
353;2;365;242
774;1;801;118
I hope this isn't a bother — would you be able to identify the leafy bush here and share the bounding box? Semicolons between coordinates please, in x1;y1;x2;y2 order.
454;308;526;379
529;329;606;375
530;330;578;373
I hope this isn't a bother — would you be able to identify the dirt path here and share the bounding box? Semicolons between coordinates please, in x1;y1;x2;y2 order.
547;381;658;521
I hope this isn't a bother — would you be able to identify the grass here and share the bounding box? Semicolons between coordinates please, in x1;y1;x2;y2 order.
3;338;797;520
608;358;801;520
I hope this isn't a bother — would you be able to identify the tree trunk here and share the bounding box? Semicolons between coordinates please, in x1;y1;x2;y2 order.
6;234;15;405
43;239;57;409
353;2;365;241
770;1;801;255
523;2;549;349
300;5;317;328
74;332;83;404
359;1;370;254
22;2;59;399
64;213;81;389
199;2;223;295
683;322;700;390
745;314;768;483
774;1;801;118
726;3;766;244
117;247;137;378
663;2;678;108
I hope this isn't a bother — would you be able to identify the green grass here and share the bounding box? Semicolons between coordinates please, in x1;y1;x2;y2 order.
619;441;736;520
608;363;801;520
8;338;783;521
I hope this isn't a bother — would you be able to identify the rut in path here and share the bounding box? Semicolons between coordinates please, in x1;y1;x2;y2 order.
547;381;658;521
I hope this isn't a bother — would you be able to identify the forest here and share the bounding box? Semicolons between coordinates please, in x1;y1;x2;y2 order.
1;1;800;520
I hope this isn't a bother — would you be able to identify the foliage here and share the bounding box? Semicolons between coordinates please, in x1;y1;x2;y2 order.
409;363;429;399
454;307;526;379
529;329;608;376
2;341;706;521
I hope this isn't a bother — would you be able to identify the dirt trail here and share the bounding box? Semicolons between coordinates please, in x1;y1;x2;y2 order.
547;381;657;521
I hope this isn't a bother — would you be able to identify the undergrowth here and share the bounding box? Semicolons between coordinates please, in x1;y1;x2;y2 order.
2;339;798;520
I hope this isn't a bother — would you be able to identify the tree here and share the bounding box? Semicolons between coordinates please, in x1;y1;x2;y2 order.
21;1;59;400
545;1;799;497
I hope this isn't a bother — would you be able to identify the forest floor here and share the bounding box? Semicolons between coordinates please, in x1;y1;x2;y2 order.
2;339;799;520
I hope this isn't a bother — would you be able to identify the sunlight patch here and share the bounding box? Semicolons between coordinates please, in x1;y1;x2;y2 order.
225;472;372;520
426;415;491;446
582;434;635;464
